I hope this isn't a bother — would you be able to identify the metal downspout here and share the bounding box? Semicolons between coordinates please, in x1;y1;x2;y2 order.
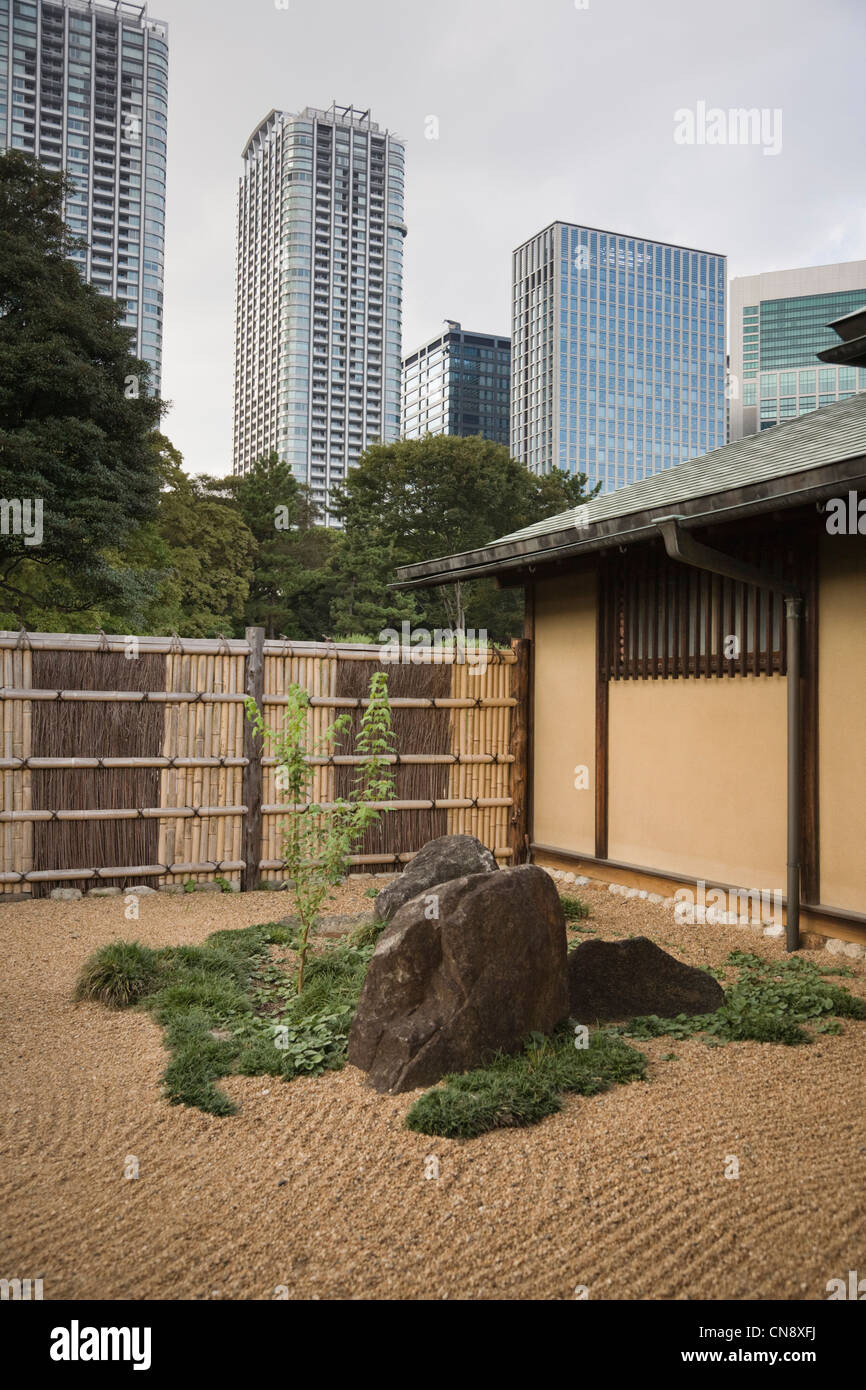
657;518;803;951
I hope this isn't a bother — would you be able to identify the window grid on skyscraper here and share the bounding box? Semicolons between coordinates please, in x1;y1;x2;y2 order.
0;0;169;394
233;102;405;521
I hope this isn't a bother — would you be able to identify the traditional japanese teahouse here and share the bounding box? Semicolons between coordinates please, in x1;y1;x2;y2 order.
396;390;866;951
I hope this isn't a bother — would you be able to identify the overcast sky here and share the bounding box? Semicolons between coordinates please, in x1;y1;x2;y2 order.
153;0;866;477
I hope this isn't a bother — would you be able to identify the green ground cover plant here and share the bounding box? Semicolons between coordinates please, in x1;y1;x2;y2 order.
75;923;374;1115
75;936;865;1129
405;1028;647;1139
616;951;866;1046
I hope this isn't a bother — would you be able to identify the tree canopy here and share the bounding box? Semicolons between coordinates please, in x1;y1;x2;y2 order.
328;433;597;639
0;150;164;628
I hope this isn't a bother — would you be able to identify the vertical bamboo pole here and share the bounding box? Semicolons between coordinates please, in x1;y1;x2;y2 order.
242;627;265;891
509;638;531;865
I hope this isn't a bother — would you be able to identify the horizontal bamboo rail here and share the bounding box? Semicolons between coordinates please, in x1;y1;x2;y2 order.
258;848;514;870
275;752;516;767
0;631;516;663
0;757;249;770
263;797;513;813
0;689;516;710
0;753;513;770
0;860;246;884
0;806;245;822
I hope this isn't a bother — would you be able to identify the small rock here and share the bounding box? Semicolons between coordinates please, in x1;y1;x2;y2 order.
563;872;576;884
638;890;649;900
159;884;185;895
574;876;590;887
88;886;121;898
825;938;845;955
647;893;664;905
126;885;158;896
842;941;864;959
763;925;785;938
50;888;82;901
195;882;223;893
0;892;33;904
374;834;498;925
625;887;640;900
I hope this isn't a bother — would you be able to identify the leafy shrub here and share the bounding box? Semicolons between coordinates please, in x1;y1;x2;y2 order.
619;951;866;1046
245;672;395;992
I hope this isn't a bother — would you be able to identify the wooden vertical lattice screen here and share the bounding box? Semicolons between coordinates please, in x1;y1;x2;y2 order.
599;529;810;681
0;633;522;894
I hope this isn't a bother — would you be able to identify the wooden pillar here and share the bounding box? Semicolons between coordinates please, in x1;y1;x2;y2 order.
595;569;609;860
241;626;265;892
800;538;820;905
509;636;531;865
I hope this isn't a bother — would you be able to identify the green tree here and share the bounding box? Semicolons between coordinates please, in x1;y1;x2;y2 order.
203;453;339;639
0;151;164;628
246;671;395;992
155;460;256;638
328;434;597;641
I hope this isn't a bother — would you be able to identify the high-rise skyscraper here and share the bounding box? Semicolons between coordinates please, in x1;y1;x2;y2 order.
511;222;726;492
402;321;510;447
0;0;169;394
233;102;406;518
729;260;866;441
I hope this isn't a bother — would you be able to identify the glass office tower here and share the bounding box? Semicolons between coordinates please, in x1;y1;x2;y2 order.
511;222;726;492
402;321;510;446
729;261;866;440
0;0;169;393
233;102;406;520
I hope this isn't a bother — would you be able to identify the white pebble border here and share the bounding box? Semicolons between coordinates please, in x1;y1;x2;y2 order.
544;868;866;959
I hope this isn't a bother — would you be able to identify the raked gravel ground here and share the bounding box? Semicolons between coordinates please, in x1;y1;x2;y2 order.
1;877;864;1302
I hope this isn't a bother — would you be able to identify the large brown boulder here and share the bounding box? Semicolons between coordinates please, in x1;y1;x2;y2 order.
373;833;498;924
349;864;569;1093
568;936;725;1022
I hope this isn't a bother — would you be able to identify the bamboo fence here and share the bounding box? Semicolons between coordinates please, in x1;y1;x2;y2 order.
0;630;528;896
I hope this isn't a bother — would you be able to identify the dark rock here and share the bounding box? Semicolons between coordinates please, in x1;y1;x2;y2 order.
348;864;568;1093
277;913;372;937
374;834;497;924
567;936;725;1022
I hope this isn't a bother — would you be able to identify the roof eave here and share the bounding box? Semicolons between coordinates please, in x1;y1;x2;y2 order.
393;453;866;590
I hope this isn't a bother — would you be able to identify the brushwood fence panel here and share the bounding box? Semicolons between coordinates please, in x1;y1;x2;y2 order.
0;631;525;896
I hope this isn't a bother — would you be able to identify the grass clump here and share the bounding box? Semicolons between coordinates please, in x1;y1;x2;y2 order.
618;951;866;1047
405;1027;646;1139
74;940;160;1008
561;894;590;923
347;916;386;949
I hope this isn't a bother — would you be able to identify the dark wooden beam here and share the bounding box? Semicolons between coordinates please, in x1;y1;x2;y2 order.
241;626;265;892
595;573;609;860
509;636;531;865
800;538;820;904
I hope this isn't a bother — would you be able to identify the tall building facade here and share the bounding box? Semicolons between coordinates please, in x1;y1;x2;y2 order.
233;102;406;518
402;322;510;446
729;260;866;440
0;0;169;393
511;222;726;492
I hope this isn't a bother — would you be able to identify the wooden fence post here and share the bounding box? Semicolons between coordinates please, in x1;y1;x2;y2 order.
509;637;531;864
241;626;265;892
